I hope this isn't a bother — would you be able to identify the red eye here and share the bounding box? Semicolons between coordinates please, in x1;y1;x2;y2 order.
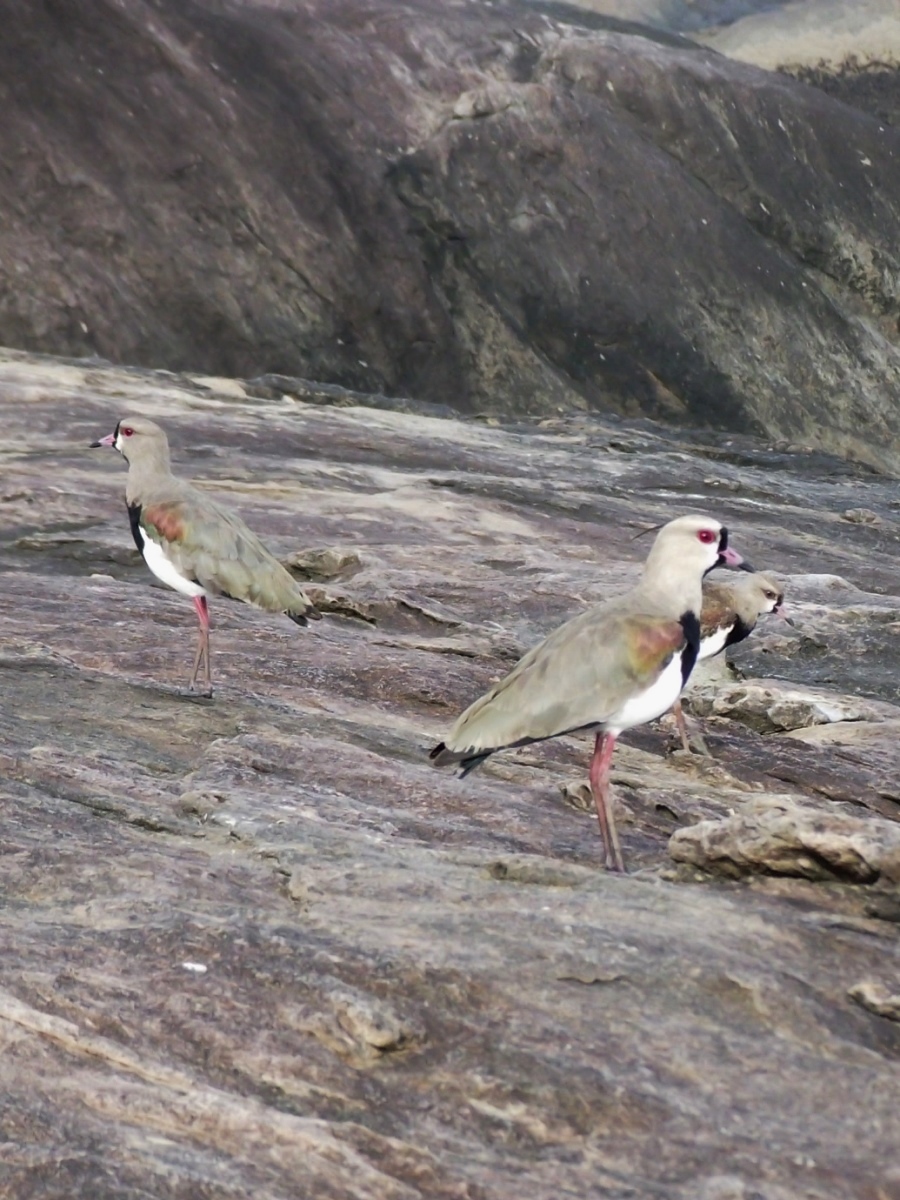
697;529;717;544
122;427;134;437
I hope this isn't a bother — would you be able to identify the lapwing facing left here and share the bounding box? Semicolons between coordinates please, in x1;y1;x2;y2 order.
673;571;786;754
91;415;320;696
430;514;746;872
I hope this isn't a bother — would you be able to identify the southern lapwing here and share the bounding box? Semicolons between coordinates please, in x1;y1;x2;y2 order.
429;514;745;872
673;571;785;754
91;415;320;696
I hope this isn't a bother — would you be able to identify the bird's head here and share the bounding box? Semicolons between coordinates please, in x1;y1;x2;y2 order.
90;415;170;465
643;514;746;581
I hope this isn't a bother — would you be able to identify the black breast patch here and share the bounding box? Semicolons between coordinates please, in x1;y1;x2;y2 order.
127;502;145;554
678;610;701;685
724;615;753;650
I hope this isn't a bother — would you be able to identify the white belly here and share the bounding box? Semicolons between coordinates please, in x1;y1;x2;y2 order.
698;624;731;661
142;537;206;598
607;653;686;735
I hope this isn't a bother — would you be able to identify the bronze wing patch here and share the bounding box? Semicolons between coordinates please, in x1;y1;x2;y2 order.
141;501;187;546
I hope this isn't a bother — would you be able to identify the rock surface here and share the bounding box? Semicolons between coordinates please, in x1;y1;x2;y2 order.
669;795;900;882
1;349;899;1198
698;0;900;71
2;0;900;465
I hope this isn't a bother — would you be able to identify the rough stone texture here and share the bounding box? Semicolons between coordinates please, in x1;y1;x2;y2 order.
849;979;900;1022
696;0;900;131
698;0;900;71
521;1;797;33
669;796;900;882
2;0;900;466
689;677;900;733
1;349;900;1198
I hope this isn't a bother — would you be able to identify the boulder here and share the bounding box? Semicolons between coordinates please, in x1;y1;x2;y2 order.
1;0;899;465
669;796;900;882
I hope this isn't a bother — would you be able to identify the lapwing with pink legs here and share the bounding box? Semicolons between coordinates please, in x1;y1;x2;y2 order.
672;571;786;755
91;415;320;696
430;515;746;872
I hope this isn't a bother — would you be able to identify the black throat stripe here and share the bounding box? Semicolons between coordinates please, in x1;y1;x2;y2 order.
678;610;701;685
127;502;145;553
724;614;753;650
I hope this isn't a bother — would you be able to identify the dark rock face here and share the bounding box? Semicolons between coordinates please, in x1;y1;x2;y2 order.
1;350;900;1198
792;60;900;127
2;0;900;465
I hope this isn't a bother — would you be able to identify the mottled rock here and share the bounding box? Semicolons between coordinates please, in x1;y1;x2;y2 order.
692;678;899;733
841;507;881;524
2;350;900;1198
699;0;900;71
848;979;900;1022
669;797;900;882
283;547;364;581
1;1;900;467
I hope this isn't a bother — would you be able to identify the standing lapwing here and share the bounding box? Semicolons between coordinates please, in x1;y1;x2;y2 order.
430;515;746;872
673;571;786;754
91;415;319;696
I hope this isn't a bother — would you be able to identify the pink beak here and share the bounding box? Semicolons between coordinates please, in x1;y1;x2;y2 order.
90;431;117;448
718;546;744;568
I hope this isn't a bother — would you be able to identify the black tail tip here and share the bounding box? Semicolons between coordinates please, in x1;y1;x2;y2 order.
289;607;322;626
430;743;490;776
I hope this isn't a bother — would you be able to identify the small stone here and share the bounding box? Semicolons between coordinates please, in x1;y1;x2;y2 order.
329;988;422;1053
176;790;225;818
286;871;310;906
840;508;880;524
702;477;741;492
282;547;362;581
701;681;887;733
559;781;592;812
848;980;900;1022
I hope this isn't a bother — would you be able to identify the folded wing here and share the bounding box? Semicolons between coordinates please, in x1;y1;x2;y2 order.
141;494;319;621
433;607;687;763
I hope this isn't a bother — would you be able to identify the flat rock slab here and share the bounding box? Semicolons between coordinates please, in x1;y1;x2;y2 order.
0;351;899;1199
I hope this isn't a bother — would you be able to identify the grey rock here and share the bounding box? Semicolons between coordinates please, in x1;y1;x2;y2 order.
669;796;900;882
848;979;900;1022
1;2;900;467
841;507;882;525
2;350;900;1198
282;547;364;582
699;0;900;71
691;678;899;733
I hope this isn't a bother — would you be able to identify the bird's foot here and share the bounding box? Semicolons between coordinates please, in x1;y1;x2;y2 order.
665;729;713;757
687;731;713;757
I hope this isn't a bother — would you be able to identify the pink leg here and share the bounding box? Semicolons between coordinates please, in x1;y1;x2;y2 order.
589;731;625;873
189;595;213;696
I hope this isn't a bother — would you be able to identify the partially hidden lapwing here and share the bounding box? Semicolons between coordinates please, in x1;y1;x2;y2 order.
673;570;786;755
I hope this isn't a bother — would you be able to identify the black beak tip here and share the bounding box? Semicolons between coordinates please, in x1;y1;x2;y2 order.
737;559;756;573
89;439;102;448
